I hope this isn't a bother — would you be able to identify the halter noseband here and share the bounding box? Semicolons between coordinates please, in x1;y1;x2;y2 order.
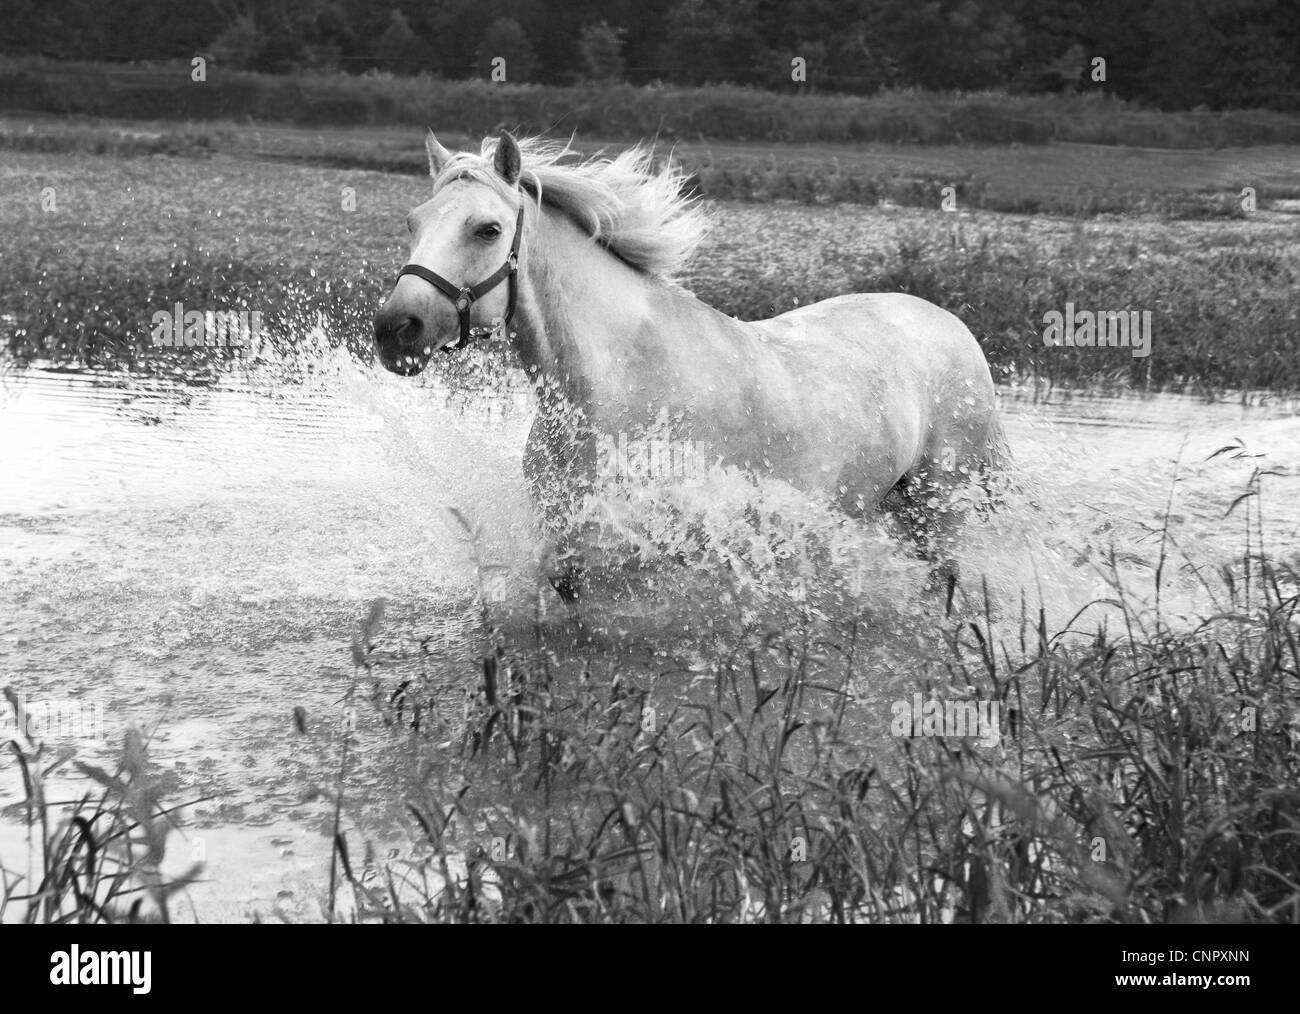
394;203;526;352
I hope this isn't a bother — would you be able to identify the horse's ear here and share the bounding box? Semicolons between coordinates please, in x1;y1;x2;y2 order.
493;131;522;186
425;131;453;178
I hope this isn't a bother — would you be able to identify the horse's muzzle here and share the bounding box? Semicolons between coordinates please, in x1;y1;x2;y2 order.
373;308;434;376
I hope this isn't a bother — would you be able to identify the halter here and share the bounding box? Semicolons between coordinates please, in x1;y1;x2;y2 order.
394;203;526;352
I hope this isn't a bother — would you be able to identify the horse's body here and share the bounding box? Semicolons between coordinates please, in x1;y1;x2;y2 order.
374;132;1005;585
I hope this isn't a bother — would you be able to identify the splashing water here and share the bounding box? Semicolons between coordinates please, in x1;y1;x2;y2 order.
2;331;1299;918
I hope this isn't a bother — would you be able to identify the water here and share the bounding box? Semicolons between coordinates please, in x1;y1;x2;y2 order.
2;350;1299;920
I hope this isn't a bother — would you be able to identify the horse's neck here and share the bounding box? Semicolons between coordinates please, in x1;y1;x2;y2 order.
511;207;743;409
511;207;650;382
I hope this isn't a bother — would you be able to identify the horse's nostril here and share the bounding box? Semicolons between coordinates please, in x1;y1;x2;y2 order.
376;313;424;350
393;316;423;346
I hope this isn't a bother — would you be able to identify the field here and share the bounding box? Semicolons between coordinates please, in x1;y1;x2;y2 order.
4;126;1300;392
9;111;1300;218
1;125;1299;923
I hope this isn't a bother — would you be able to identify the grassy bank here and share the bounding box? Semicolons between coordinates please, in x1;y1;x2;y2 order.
10;113;1295;220
344;544;1299;923
6;57;1300;149
2;151;1297;393
6;539;1298;922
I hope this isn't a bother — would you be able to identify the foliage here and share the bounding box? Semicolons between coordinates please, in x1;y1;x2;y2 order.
0;697;206;924
1;0;1298;110
5;57;1300;146
1;146;1297;393
333;537;1300;922
578;21;626;83
476;18;539;85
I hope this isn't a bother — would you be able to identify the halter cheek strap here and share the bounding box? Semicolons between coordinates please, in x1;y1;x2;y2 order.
395;203;526;352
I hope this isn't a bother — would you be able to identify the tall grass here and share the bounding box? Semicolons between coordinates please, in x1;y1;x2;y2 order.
4;192;1297;393
4;479;1294;923
0;693;206;923
685;156;1257;219
330;521;1299;923
4;115;1271;220
693;213;1300;394
2;444;1295;923
6;57;1300;147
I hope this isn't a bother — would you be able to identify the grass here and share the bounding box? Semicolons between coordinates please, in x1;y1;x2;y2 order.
1;138;1296;924
306;485;1300;922
2;149;1298;394
0;692;206;923
4;462;1297;922
7;113;1300;220
7;57;1300;149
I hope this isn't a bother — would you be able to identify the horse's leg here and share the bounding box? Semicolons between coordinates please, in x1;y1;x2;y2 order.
889;471;964;599
523;415;591;604
830;450;952;598
834;441;908;522
895;417;1006;602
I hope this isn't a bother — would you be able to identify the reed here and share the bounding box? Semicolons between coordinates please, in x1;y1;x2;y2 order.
0;694;207;924
325;488;1299;923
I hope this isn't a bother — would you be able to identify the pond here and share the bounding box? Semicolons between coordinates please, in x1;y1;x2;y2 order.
2;352;1298;920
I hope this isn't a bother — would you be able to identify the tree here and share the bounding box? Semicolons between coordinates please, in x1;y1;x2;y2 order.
870;0;1025;91
375;9;428;76
476;17;539;82
1137;0;1298;110
209;12;261;70
656;0;766;85
252;29;308;74
579;21;626;82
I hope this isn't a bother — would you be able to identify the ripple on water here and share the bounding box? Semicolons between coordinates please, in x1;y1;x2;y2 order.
2;358;1299;918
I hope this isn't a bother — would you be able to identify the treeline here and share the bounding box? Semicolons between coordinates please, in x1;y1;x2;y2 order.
2;0;1298;111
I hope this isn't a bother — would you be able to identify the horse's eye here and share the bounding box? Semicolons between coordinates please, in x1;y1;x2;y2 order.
477;224;501;240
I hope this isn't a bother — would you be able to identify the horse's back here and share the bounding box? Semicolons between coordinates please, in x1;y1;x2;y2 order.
754;290;1000;476
762;292;985;373
758;291;993;411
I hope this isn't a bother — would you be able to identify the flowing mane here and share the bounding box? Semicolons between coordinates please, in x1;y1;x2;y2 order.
430;134;706;280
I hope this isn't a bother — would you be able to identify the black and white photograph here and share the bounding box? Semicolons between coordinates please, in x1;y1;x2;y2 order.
0;0;1295;964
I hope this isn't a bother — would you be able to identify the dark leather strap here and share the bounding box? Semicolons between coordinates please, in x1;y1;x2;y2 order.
396;203;526;352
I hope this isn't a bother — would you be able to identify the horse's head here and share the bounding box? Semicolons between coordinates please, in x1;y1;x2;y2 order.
374;131;525;375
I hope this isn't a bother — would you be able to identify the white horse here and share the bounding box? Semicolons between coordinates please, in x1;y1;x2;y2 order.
374;131;1007;593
